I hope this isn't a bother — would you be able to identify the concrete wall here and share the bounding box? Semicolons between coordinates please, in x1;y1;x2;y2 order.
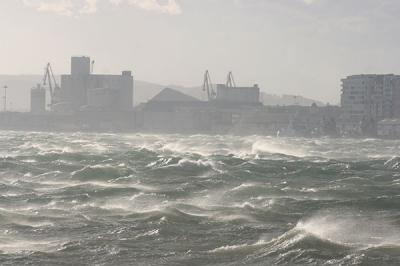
60;74;89;110
216;84;260;104
30;86;46;114
60;72;133;111
87;88;116;109
71;56;90;76
59;57;134;112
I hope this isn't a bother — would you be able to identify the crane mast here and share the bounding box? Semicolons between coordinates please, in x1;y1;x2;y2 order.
42;63;60;106
203;70;216;101
226;71;236;88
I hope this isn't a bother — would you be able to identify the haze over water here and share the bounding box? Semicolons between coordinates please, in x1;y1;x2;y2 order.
0;131;398;265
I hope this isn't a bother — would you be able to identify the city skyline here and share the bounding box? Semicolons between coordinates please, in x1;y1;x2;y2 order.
1;2;400;266
1;0;400;103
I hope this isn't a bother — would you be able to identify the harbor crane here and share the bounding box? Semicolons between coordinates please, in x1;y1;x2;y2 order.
42;63;61;106
226;71;236;88
203;70;216;101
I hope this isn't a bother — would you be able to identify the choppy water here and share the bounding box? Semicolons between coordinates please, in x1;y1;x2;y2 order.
0;131;399;265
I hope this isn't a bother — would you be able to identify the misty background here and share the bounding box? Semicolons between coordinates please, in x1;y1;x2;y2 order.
1;0;400;110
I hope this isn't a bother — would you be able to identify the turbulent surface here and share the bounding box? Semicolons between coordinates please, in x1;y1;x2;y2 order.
0;131;399;265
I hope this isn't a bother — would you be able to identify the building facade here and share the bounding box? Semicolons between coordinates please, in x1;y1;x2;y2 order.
341;74;400;121
340;74;400;135
216;84;260;104
58;57;134;112
30;84;46;114
377;119;400;138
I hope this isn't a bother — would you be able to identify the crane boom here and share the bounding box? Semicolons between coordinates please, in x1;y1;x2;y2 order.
42;63;60;106
203;70;216;101
226;71;236;88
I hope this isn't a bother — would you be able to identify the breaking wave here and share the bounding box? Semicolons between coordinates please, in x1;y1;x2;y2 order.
0;131;399;265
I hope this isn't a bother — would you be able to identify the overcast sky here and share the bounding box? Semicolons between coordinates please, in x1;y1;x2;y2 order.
1;0;400;103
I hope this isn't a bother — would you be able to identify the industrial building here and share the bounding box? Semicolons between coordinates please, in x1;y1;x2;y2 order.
134;71;264;134
30;84;46;114
202;71;261;105
25;56;135;131
21;62;347;136
215;84;260;104
58;56;134;112
136;88;218;133
134;85;339;136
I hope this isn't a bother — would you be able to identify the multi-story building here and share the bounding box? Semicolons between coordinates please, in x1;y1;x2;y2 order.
383;75;400;118
58;56;134;112
341;74;400;120
340;74;400;134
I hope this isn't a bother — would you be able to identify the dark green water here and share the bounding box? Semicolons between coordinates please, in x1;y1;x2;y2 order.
0;131;399;265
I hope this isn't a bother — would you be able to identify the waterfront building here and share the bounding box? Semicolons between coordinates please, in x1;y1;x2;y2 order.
58;57;134;112
30;84;46;114
340;74;400;135
377;119;400;138
341;74;400;121
215;84;260;104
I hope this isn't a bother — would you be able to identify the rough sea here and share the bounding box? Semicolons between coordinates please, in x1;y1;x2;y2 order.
0;131;399;265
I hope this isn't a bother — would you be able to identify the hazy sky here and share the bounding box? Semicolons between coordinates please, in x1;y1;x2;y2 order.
1;0;400;103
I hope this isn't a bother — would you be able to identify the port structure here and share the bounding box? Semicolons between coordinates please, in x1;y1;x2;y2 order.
203;70;216;101
42;63;61;107
203;71;239;101
226;71;236;88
